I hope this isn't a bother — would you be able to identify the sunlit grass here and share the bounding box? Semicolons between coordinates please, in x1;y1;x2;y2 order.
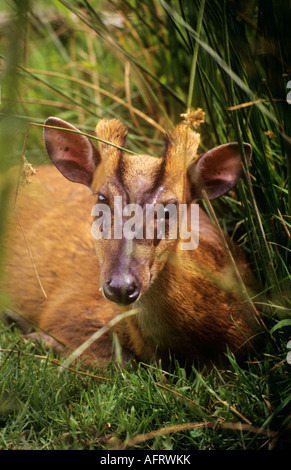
0;319;290;450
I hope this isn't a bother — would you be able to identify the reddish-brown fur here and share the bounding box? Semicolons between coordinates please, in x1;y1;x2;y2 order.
4;118;259;367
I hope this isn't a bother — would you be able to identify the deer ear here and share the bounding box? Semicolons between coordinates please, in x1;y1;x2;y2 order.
188;142;252;200
43;117;101;187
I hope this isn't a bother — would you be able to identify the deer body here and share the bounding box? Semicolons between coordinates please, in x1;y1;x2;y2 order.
5;118;258;367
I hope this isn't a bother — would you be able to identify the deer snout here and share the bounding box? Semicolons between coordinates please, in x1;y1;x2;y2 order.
103;275;140;305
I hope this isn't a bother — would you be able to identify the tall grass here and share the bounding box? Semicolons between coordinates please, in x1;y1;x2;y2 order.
0;0;31;311
0;0;291;450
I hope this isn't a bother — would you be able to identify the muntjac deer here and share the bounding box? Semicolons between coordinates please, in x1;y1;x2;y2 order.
4;117;258;368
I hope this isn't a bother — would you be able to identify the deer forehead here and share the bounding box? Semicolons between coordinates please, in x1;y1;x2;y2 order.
95;152;184;204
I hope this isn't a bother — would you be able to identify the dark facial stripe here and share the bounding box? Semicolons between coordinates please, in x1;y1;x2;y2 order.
151;155;166;193
151;132;173;192
116;153;125;185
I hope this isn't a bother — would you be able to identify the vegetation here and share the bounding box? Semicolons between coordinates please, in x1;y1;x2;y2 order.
0;0;290;450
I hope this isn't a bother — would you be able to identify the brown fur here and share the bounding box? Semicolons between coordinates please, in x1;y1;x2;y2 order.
4;118;259;368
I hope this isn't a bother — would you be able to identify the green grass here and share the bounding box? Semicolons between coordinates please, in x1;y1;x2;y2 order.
0;0;291;450
0;320;290;450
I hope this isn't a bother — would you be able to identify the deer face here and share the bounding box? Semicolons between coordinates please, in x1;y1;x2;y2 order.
44;117;251;306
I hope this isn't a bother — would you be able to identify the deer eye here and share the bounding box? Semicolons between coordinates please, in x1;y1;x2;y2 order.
97;193;108;204
163;206;175;221
161;201;178;222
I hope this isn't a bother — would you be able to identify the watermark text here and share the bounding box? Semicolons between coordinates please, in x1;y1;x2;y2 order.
91;197;199;250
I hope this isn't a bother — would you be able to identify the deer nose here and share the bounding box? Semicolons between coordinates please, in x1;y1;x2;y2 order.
103;276;140;305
